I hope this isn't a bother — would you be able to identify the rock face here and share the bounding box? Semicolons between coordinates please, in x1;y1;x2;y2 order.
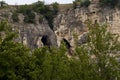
54;1;120;47
0;1;120;49
0;7;58;49
12;21;57;49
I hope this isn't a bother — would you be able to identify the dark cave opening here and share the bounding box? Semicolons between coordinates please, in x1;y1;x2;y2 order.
63;38;73;55
41;35;51;47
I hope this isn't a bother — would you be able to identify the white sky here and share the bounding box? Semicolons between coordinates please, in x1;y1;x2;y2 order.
1;0;74;5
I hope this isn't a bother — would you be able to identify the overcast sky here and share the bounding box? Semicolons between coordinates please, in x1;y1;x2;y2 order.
1;0;74;5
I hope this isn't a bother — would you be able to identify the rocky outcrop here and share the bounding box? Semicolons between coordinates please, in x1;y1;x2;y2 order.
12;22;57;49
0;8;57;49
54;1;120;48
0;1;120;49
54;8;87;47
12;16;57;49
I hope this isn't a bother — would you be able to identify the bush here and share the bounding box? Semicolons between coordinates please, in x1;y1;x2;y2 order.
17;5;32;14
16;1;58;29
51;2;59;14
81;22;120;80
32;22;120;79
24;11;35;23
73;0;90;8
99;0;119;8
1;8;120;80
17;5;35;23
81;0;90;7
32;1;45;12
12;12;19;22
0;21;30;80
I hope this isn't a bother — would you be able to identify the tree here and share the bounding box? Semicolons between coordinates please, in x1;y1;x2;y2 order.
0;1;8;8
17;5;35;23
0;20;119;80
73;0;90;8
81;0;90;7
52;2;59;14
80;22;120;80
0;21;31;79
99;0;119;8
32;1;45;13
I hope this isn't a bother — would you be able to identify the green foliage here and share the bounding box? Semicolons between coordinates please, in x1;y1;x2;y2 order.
0;21;119;80
0;21;30;79
81;0;90;7
32;1;46;14
80;22;120;80
17;5;35;23
17;5;32;14
0;1;8;8
99;0;119;8
12;12;19;22
32;1;59;30
51;2;59;14
16;1;59;29
117;0;120;7
24;11;35;23
73;0;90;8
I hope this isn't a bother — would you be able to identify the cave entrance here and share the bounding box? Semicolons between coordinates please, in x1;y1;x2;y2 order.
41;35;51;47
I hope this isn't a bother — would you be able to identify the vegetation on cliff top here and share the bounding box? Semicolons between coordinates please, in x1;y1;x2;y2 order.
13;1;59;30
99;0;120;8
0;21;120;80
1;0;120;30
73;0;120;8
73;0;91;8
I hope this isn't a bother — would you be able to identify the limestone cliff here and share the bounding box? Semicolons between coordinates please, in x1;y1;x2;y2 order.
0;7;57;49
54;1;120;47
0;1;120;49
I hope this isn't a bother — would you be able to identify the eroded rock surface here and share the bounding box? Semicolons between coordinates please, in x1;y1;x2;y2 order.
0;8;57;49
0;1;120;49
54;1;120;47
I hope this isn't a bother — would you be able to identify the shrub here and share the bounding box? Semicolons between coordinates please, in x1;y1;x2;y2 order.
16;1;58;29
32;1;45;13
32;1;59;30
73;0;90;8
17;5;32;14
0;21;30;80
0;21;120;80
80;22;120;80
99;0;119;8
51;2;59;14
17;5;35;23
12;12;19;22
24;11;35;23
81;0;90;7
23;8;35;23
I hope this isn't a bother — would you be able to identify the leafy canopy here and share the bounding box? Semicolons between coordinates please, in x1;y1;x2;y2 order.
0;20;120;80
